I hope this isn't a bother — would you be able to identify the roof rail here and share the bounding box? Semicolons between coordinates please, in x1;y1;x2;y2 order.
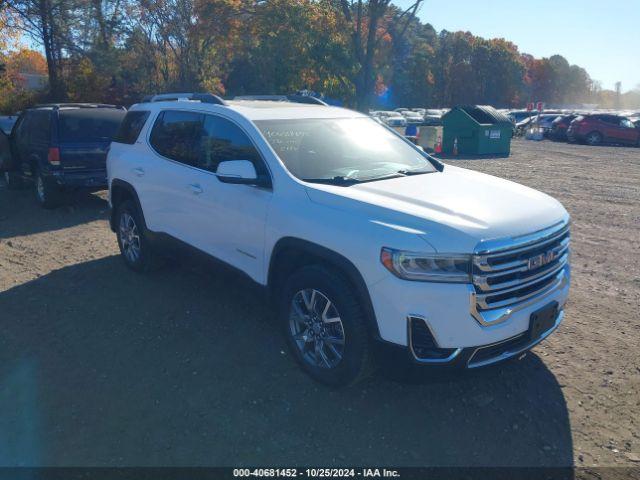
286;94;328;106
34;103;125;110
233;94;328;106
141;93;227;106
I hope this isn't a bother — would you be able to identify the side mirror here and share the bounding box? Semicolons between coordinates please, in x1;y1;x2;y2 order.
216;160;269;187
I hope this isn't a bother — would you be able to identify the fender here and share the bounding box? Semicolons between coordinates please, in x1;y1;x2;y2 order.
109;179;147;232
268;237;381;340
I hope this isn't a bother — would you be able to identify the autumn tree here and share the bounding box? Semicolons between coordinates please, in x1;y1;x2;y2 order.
333;0;424;110
226;0;354;100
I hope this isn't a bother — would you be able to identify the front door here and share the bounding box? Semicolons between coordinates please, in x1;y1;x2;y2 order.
186;113;273;282
616;118;639;145
143;109;272;283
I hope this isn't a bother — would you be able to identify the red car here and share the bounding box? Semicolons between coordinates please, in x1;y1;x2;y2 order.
567;114;640;146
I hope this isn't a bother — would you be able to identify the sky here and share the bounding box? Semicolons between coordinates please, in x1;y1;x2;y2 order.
393;0;640;92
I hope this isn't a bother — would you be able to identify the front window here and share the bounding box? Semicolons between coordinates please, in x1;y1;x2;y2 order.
255;117;436;184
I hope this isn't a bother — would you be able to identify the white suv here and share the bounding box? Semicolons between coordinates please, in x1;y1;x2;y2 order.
107;93;571;385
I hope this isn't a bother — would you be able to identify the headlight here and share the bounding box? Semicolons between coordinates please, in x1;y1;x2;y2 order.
380;247;472;283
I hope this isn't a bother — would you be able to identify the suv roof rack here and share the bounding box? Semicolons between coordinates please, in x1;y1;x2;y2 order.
234;94;328;106
34;103;125;110
141;93;227;106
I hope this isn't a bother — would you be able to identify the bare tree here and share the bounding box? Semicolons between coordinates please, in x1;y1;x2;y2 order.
336;0;423;111
3;0;77;99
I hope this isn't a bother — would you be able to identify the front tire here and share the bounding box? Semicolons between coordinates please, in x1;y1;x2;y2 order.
586;131;602;146
280;265;373;386
115;199;159;272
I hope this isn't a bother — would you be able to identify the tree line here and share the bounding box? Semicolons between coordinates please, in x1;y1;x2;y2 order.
0;0;637;114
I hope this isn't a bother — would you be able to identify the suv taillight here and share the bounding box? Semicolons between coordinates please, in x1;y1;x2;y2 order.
47;147;60;165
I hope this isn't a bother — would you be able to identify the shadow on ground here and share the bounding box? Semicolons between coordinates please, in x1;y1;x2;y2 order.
0;254;573;467
0;182;108;239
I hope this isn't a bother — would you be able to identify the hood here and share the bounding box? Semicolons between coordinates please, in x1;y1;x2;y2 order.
304;165;568;253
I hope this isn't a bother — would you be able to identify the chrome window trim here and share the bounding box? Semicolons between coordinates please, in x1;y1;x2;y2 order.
145;108;274;189
406;315;462;364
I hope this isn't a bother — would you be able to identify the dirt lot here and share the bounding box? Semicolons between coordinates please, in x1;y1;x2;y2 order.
0;139;638;468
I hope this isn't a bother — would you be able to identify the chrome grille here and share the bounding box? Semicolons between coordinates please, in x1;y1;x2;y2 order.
472;222;570;312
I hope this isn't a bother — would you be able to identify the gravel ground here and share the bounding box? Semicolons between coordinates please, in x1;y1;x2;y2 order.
0;139;638;468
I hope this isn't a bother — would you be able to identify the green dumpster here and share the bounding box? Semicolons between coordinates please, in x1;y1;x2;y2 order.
442;105;512;155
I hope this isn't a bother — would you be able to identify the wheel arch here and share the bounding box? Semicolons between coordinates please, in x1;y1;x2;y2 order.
109;179;147;232
268;237;381;340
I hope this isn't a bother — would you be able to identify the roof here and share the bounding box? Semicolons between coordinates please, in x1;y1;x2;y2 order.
132;99;365;121
447;105;512;125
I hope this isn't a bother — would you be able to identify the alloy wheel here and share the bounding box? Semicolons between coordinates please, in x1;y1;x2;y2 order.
119;212;141;263
289;289;346;369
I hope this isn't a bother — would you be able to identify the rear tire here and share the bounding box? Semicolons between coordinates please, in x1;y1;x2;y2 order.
115;199;160;272
35;171;62;209
585;131;602;146
279;265;373;386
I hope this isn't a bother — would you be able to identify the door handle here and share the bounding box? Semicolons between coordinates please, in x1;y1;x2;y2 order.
188;183;203;195
132;167;145;177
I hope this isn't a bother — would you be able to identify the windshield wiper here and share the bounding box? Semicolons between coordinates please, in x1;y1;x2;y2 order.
302;176;362;186
303;171;413;186
396;168;434;176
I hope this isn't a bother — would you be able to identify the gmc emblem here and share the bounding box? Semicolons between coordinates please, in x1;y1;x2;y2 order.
528;250;558;270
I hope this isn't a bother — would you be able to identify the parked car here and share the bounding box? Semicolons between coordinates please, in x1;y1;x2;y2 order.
107;92;571;386
550;114;578;140
421;115;443;127
1;103;126;208
534;114;563;136
508;110;537;124
567;114;640;146
401;110;424;124
382;112;407;127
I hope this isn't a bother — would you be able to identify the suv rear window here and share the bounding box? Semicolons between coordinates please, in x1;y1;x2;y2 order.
113;111;150;144
58;109;126;143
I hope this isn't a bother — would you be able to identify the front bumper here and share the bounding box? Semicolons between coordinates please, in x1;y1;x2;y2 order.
368;264;570;369
406;307;564;368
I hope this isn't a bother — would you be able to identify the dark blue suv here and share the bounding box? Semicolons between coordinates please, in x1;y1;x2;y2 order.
1;103;126;208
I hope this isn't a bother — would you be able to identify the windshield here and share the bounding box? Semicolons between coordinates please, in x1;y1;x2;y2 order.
255;117;436;183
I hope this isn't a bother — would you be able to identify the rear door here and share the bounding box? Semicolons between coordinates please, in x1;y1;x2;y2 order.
57;108;126;172
599;115;620;141
138;109;205;237
18;110;51;175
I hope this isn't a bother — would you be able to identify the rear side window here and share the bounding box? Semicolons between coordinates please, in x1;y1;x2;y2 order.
30;111;52;143
113;111;150;144
58;109;126;142
149;110;204;166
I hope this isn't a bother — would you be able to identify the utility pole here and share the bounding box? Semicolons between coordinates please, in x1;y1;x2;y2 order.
615;81;622;109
